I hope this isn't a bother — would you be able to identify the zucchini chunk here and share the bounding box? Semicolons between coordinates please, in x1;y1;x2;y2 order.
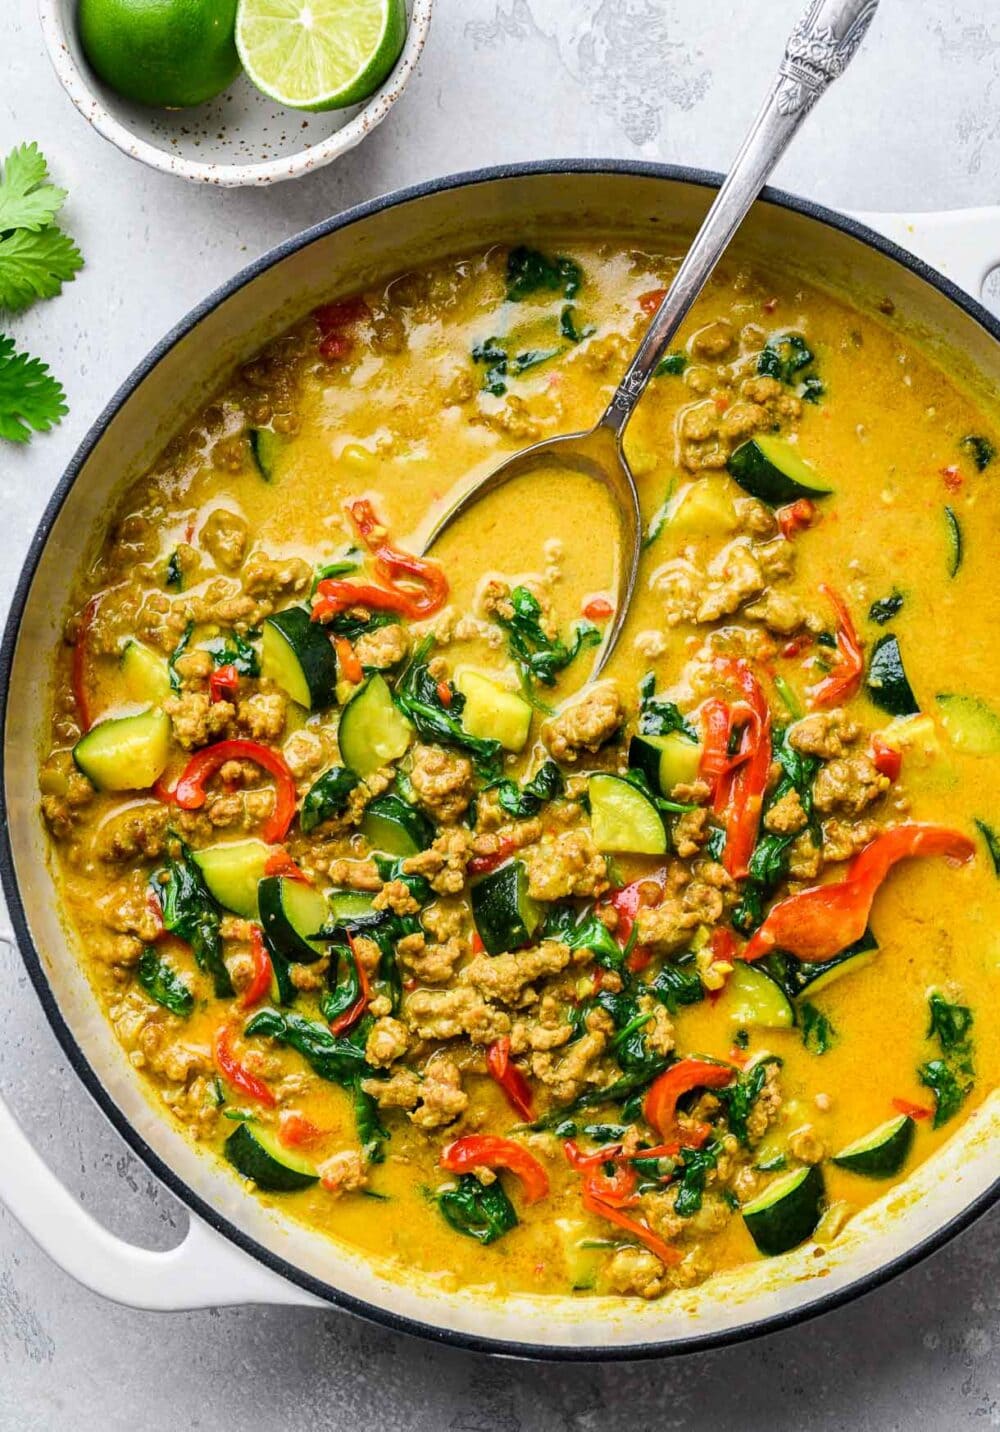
588;773;667;855
360;794;433;857
742;1164;825;1256
724;963;794;1030
261;606;337;710
944;505;963;578
73;708;171;791
328;889;380;926
258;876;329;963
628;731;702;798
935;693;1000;756
249;427;281;481
193;839;272;919
120;640;171;704
338;674;413;779
727;436;831;506
866;634;919;717
224;1122;318;1191
471;860;543;955
832;1114;915;1178
454;669;532;753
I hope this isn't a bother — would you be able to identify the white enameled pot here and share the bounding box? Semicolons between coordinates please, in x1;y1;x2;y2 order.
1;164;998;1358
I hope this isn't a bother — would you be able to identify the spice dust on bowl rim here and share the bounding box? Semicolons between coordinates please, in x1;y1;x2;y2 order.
2;163;1000;1358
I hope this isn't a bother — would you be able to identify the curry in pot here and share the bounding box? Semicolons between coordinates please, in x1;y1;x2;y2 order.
39;241;1000;1299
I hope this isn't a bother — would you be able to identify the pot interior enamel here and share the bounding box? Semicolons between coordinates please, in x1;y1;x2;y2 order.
3;166;998;1355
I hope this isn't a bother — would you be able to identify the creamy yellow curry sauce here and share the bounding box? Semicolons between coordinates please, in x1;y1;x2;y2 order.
40;241;1000;1300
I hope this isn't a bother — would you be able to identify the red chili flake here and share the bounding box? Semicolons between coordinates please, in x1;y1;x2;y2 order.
777;498;816;539
892;1097;933;1121
314;297;370;332
318;331;353;362
941;465;963;492
781;633;814;660
583;596;613;621
471;932;485;955
763;297;778;314
638;287;667;316
436;681;453;707
714;395;730;414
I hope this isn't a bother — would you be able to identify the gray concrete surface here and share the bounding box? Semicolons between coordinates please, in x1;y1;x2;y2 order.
1;0;999;1424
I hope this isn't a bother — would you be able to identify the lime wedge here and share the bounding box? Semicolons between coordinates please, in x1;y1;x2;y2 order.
236;0;407;111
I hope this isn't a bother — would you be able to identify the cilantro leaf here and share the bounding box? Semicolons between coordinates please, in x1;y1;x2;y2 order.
0;225;83;312
0;334;67;443
0;143;67;233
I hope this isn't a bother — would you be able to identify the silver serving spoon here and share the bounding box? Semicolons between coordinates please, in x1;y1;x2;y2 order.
423;0;880;672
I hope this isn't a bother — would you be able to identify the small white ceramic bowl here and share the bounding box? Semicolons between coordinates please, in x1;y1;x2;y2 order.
38;0;433;186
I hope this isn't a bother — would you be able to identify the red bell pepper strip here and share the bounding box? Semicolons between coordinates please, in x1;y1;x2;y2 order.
311;579;423;623
699;698;733;796
741;823;976;964
711;659;772;879
777;498;816;539
349;498;448;616
435;681;453;707
278;1111;330;1148
871;734;902;782
467;836;517;877
163;739;297;845
581;1185;681;1265
440;1135;549;1205
328;939;371;1035
564;1140;640;1207
239;926;273;1011
644;1058;736;1141
891;1097;933;1121
71;595;100;732
209;663;240;704
809;584;864;708
334;635;363;686
583;596;614;621
263;849;311;883
563;1138;623;1169
213;1025;276;1107
486;1037;535;1121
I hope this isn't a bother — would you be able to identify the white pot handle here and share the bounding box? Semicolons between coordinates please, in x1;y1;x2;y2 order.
853;206;1000;300
0;1057;321;1309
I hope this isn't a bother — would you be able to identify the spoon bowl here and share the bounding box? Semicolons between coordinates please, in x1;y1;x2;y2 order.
423;0;880;668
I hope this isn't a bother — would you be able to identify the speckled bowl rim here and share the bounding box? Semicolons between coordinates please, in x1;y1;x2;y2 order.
37;0;433;187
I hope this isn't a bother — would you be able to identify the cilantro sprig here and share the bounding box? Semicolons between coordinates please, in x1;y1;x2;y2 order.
0;143;83;445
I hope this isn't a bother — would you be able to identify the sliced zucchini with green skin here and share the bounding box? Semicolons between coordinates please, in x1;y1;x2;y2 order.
742;1163;825;1256
628;732;703;797
471;860;543;956
73;708;171;792
300;765;359;834
258;876;329;963
944;505;963;578
455;669;532;753
120;640;171;704
249;428;282;481
727;436;832;506
935;693;1000;756
328;889;379;926
832;1114;915;1178
224;1122;318;1191
724;963;794;1030
361;794;433;857
866;634;919;717
193;839;272;919
338;674;413;779
793;945;879;997
269;949;297;1006
588;773;667;855
261;606;337;710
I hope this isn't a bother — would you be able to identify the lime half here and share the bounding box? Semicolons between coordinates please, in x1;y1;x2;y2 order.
236;0;407;111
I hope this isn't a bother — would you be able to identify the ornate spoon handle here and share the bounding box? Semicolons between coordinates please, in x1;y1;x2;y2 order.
599;0;880;436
